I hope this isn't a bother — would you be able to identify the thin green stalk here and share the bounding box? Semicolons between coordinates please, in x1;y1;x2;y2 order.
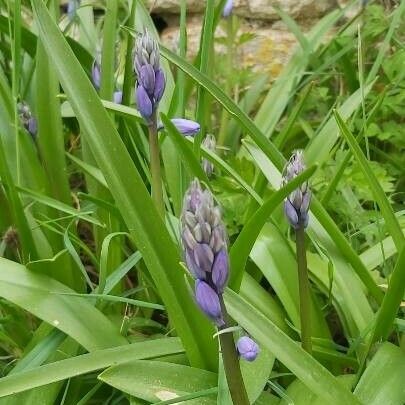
295;225;312;354
218;296;249;405
100;0;117;99
177;0;187;116
195;0;215;155
218;15;234;147
8;0;21;184
148;114;164;217
121;0;136;107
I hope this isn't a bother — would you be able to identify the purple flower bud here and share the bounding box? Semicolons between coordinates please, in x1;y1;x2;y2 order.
282;150;311;229
136;85;153;120
171;118;200;137
223;0;233;17
195;280;224;326
202;134;216;176
92;60;101;89
139;64;155;95
27;117;37;137
67;0;80;20
194;243;214;273
186;249;206;280
113;91;123;104
17;102;37;138
284;199;299;229
211;248;229;293
153;69;166;103
237;336;259;362
185;180;203;212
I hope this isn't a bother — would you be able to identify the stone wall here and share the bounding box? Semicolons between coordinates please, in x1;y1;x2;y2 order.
147;0;338;76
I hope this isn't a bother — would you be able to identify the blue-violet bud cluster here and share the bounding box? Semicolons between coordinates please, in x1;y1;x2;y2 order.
282;150;311;229
181;179;228;326
134;31;166;123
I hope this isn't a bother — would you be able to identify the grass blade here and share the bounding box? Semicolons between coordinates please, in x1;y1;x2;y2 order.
31;0;216;370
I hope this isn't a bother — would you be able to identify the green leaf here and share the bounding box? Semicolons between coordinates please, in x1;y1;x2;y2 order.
254;9;342;136
229;165;316;290
160;114;209;183
31;0;215;370
243;139;383;304
280;375;354;405
249;224;331;339
241;347;275;404
0;338;183;397
61;99;142;122
367;248;405;345
224;290;362;405
0;256;126;351
305;82;374;166
334;110;405;251
354;343;405;405
159;45;285;171
99;360;217;403
17;186;103;227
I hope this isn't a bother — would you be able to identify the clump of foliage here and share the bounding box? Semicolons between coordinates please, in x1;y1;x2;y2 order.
0;0;403;404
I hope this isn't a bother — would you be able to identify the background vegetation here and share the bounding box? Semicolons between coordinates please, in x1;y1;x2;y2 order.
0;0;402;403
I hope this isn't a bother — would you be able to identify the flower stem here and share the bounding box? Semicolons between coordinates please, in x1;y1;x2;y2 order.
218;295;250;405
295;225;312;354
148;114;164;217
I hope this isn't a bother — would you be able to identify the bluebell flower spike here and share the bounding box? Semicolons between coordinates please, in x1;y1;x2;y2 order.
282;150;311;229
134;31;166;123
181;179;229;325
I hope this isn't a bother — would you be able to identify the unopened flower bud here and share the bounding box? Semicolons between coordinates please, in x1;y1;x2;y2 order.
202;134;216;176
67;0;80;20
27;117;37;136
92;60;101;90
195;280;224;326
237;336;259;361
17;102;37;137
136;85;153;120
172;118;200;136
157;118;200;137
113;91;123;104
223;0;233;17
282;150;311;229
211;248;228;293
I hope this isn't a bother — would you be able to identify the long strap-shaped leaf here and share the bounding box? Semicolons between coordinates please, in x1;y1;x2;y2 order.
0;338;183;397
224;289;362;405
30;0;215;370
0;256;125;351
